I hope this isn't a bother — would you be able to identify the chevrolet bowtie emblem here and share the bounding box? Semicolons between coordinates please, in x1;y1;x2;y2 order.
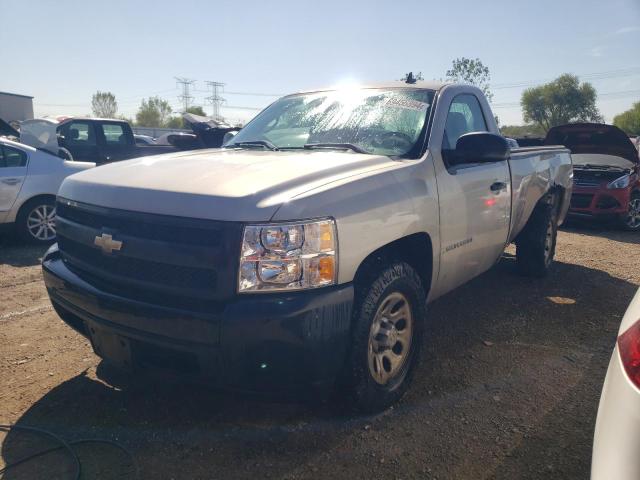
94;233;123;254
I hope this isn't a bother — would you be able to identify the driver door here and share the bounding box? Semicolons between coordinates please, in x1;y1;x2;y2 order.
433;94;511;293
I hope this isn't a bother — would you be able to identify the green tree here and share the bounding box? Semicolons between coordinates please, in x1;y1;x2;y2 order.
185;106;207;116
521;74;602;132
613;102;640;135
91;91;118;118
446;57;493;102
135;97;173;127
165;116;184;129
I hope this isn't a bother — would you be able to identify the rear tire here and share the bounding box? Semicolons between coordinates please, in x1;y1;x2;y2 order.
620;192;640;231
516;200;558;277
16;197;57;244
340;261;426;412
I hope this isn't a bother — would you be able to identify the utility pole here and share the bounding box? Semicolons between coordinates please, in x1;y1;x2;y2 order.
205;81;226;120
175;77;196;113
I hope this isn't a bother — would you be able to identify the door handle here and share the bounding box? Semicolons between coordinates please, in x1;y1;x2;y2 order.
1;178;21;185
490;181;507;192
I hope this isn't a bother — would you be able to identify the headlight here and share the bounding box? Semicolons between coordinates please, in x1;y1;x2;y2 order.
608;174;632;189
238;219;337;292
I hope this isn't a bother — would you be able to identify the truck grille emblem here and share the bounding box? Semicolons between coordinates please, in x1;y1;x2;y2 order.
94;233;123;254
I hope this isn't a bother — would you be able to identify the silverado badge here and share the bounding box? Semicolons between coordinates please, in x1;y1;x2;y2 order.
94;233;123;254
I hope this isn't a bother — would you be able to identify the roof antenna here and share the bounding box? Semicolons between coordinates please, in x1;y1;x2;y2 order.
405;72;417;84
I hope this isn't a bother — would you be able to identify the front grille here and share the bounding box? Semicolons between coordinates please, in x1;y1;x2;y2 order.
570;193;594;209
58;236;217;291
55;198;243;307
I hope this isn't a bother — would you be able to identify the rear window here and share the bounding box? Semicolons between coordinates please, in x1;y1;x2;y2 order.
61;121;96;146
101;123;131;145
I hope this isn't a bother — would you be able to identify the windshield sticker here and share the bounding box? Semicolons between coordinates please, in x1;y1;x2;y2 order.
386;97;429;112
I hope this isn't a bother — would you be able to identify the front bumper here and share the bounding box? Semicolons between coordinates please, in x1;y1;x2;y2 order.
568;186;630;220
43;245;354;396
592;346;640;480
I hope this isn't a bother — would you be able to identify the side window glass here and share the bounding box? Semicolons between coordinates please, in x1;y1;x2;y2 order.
0;146;27;168
101;123;130;145
62;122;96;146
443;94;488;150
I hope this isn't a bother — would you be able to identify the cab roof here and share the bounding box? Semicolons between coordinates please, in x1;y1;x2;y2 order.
292;80;449;96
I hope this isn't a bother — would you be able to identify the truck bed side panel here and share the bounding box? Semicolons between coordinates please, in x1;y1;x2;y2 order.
508;146;572;242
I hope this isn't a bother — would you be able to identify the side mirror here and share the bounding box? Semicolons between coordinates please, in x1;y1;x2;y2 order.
222;130;237;146
455;132;510;164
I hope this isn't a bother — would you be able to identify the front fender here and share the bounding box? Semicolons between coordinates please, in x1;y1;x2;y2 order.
271;162;439;286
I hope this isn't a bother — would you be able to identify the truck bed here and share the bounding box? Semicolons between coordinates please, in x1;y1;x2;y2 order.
508;145;572;242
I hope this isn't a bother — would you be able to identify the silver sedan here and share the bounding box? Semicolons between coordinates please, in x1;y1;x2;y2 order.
0;138;94;243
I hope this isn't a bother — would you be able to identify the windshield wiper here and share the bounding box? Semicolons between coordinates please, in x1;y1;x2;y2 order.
303;143;369;154
227;140;279;151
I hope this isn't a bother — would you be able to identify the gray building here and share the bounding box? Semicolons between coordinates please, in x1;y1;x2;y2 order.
0;91;34;123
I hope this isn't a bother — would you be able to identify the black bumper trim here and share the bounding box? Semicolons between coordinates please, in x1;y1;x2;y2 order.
43;248;354;394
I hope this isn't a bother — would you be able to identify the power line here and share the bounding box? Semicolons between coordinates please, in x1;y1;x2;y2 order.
492;67;640;90
225;91;284;97
491;88;640;109
225;105;263;111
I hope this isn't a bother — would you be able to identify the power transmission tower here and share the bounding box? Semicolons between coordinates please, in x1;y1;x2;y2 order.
175;77;196;113
205;81;226;120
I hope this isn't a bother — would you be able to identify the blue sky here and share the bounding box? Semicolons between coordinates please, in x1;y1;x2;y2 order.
1;0;639;125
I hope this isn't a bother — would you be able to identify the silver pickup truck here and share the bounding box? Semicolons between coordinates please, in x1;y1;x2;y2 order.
43;81;572;411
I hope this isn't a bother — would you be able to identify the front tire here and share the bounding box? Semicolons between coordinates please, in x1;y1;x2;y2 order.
16;197;57;244
620;192;640;231
516;200;558;277
341;261;426;412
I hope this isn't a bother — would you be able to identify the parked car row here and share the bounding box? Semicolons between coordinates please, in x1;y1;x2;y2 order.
18;114;240;165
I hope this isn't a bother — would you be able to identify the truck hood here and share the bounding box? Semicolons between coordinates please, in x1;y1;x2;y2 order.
544;123;639;166
58;149;398;221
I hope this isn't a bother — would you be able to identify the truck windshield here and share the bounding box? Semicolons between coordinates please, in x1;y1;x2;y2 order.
227;87;435;157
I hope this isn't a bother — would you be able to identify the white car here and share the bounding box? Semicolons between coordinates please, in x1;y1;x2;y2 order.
592;288;640;479
0;138;94;243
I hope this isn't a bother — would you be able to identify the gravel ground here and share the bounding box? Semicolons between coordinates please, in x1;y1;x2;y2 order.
1;223;638;479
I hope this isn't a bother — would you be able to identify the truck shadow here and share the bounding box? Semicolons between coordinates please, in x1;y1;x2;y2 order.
1;256;635;479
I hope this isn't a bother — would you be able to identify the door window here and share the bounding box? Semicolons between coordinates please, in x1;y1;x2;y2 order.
0;145;28;168
443;94;488;151
101;123;131;145
61;122;96;146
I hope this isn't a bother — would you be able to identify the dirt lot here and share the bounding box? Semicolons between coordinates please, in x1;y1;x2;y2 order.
1;224;638;479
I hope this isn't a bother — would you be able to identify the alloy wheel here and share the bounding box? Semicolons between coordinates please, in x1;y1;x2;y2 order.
626;198;640;230
26;204;56;241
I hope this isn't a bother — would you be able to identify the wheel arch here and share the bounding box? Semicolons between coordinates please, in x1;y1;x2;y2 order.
351;232;433;298
15;193;57;221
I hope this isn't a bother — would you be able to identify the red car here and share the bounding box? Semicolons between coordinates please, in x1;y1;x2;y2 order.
545;123;640;230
